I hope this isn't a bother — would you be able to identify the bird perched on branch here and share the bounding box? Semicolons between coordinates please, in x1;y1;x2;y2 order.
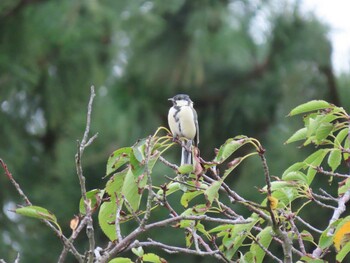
168;94;199;165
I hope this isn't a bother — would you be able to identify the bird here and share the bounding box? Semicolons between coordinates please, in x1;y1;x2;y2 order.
168;94;199;165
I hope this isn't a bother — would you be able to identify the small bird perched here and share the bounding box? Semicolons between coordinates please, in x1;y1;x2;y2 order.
168;94;199;165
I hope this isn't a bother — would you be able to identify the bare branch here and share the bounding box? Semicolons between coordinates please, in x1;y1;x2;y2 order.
81;86;96;150
115;197;123;242
140;136;154;228
1;159;84;262
250;235;283;263
122;194;142;225
0;159;31;206
258;149;278;227
295;216;323;234
289;217;306;255
159;155;178;170
138;239;224;260
312;189;350;258
75;86;97;263
316;166;350;178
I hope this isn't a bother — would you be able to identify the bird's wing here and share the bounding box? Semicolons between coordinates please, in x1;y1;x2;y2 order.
193;107;199;145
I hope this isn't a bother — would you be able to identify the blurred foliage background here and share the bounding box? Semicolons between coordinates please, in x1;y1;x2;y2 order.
0;0;349;262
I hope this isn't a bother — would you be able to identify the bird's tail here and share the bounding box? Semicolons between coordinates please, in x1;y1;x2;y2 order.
181;140;192;165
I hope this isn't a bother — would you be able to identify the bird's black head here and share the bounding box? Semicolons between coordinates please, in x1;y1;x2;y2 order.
168;94;192;105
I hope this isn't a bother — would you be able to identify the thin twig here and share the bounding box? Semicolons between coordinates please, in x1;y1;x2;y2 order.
1;159;84;262
115;197;123;242
211;237;231;263
164;175;207;190
315;166;350;178
75;86;97;263
140;136;154;228
258;149;278;227
250;235;283;263
140;239;222;259
202;173;271;222
0;159;31;206
122;194;142;225
312;196;336;210
312;189;350;258
191;223;201;252
295;216;323;234
159;155;178;170
258;147;292;263
318;188;338;201
289;217;306;255
57;248;69;263
81;86;96;151
313;189;337;202
98;214;250;262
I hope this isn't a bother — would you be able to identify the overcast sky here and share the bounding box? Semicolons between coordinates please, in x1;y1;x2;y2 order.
301;0;350;74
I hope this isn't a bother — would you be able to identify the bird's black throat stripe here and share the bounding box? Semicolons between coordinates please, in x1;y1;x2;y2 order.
173;105;182;134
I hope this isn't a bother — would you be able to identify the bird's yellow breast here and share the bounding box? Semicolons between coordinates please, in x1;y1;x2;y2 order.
168;105;196;140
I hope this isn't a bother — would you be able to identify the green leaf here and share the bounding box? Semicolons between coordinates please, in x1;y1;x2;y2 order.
108;258;133;263
15;205;61;233
156;182;181;197
299;230;314;243
285;127;307;144
304;149;328;184
208;224;234;234
222;157;243;180
122;168;142;212
204;180;221;205
239;251;254;263
214;137;246;163
282;162;304;178
132;138;147;163
328;149;342;172
288;100;331;116
304;149;328;166
132;246;144;257
319;231;333;250
344;137;350;160
98;201;117;241
306;117;318;138
177;164;193;174
106;147;133;176
181;204;209;216
319;219;343;249
142;253;166;263
269;181;296;191
270;187;299;206
105;170;127;198
15;205;56;222
282;171;307;183
224;216;259;259
180;191;203;208
195;222;210;239
79;189;103;215
339;178;350;196
250;226;273;263
335;128;349;147
315;122;333;141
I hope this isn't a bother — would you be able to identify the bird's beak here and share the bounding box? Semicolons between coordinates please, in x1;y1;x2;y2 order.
168;98;174;101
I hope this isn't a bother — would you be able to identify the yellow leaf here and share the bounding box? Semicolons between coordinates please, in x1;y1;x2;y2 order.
70;215;80;232
267;196;279;210
334;221;350;251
